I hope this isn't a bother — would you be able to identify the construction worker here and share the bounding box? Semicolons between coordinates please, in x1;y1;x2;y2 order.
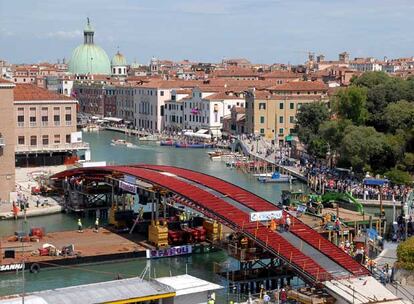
285;215;291;232
94;218;99;232
270;218;277;231
77;218;83;233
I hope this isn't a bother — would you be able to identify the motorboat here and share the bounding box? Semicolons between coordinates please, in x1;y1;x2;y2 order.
257;172;295;183
139;135;159;141
111;139;136;148
175;142;214;149
160;140;175;146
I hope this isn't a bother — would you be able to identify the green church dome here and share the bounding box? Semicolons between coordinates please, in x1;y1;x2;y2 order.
111;51;127;67
68;19;111;75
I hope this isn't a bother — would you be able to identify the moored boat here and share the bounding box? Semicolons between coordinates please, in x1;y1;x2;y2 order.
160;140;175;146
175;142;214;149
257;172;295;183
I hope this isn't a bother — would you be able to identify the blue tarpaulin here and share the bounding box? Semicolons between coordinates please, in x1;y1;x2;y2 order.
363;178;389;186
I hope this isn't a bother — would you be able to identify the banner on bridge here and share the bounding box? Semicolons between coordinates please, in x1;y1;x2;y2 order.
250;210;283;222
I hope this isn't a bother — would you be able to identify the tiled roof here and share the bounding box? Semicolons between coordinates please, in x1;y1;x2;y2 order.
260;71;301;79
267;81;327;91
211;68;259;77
14;84;74;101
204;91;245;100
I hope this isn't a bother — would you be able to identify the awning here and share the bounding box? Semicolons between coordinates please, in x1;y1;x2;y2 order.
103;117;123;123
196;129;209;134
363;178;389;186
285;135;294;142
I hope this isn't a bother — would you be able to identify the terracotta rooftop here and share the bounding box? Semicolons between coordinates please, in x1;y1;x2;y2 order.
204;91;245;100
14;84;74;101
267;81;327;91
211;68;259;77
260;71;301;79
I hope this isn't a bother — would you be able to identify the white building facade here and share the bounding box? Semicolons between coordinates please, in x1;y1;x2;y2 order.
182;87;245;137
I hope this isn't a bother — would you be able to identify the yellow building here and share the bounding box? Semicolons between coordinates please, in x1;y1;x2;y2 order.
245;81;328;145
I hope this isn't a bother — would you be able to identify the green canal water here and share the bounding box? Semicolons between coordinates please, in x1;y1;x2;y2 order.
0;130;306;298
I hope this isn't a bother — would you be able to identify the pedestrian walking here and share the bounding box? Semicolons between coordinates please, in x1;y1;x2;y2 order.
77;218;83;233
94;218;99;232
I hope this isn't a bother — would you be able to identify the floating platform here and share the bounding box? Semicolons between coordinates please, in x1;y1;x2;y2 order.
0;228;148;274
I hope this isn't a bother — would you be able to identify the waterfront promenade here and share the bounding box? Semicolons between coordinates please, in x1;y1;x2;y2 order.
0;166;66;220
237;138;409;208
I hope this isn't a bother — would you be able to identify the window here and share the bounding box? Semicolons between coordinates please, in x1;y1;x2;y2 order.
279;116;284;123
260;116;265;123
279;102;284;110
260;128;265;134
297;103;302;109
42;135;49;146
259;102;266;110
65;114;72;125
279;128;284;134
30;136;37;146
30;115;36;127
66;134;71;143
290;102;294;110
160;91;164;96
54;134;60;144
289;116;295;124
17;114;24;127
18;136;24;145
54;114;60;126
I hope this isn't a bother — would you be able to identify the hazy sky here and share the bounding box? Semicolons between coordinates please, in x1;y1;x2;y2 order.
1;0;414;65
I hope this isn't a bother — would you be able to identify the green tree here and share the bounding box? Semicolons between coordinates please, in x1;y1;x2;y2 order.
402;153;414;172
307;136;328;159
339;126;391;172
333;86;368;125
351;71;391;88
384;100;414;132
319;119;352;150
295;102;329;144
384;168;413;185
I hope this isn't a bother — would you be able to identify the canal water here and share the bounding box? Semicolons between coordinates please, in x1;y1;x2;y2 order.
0;130;306;299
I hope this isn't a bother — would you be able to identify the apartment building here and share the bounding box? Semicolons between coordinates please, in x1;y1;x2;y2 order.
14;84;88;167
164;89;191;131
0;79;15;201
182;87;246;137
245;81;328;145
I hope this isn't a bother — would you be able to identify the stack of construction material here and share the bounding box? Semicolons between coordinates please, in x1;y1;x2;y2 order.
148;221;168;248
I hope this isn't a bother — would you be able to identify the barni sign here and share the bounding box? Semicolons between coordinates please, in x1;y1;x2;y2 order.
0;263;24;272
250;210;283;222
146;245;192;259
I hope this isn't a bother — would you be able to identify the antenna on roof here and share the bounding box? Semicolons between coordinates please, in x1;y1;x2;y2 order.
87;17;90;25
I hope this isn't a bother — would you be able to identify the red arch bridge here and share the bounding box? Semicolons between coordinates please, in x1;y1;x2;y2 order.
51;164;405;303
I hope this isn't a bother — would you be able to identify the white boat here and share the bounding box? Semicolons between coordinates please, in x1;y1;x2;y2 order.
253;172;273;177
139;135;159;141
111;139;136;148
257;172;295;183
82;124;101;132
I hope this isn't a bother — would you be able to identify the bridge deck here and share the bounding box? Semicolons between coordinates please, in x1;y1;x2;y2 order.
136;165;369;278
52;164;370;283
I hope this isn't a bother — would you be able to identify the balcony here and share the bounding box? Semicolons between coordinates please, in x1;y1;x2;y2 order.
42;121;48;127
15;142;90;154
30;122;37;127
17;122;24;127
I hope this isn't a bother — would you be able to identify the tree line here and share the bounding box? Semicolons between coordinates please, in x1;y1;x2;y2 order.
295;72;414;184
